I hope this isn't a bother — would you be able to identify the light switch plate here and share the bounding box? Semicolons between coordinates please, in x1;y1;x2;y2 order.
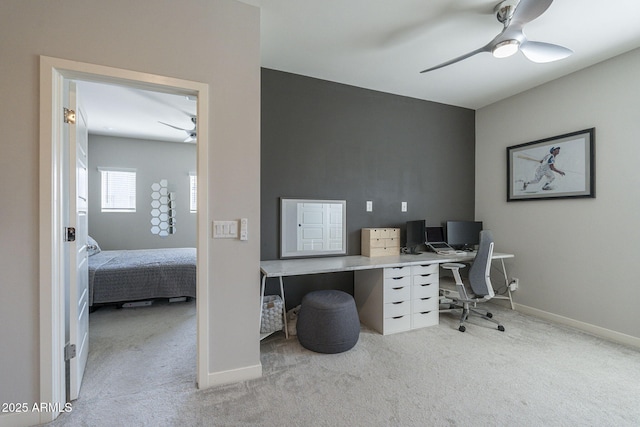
366;201;373;212
240;218;248;241
401;202;407;212
213;220;238;238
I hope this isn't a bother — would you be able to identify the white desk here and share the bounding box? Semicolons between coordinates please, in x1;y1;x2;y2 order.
260;252;514;338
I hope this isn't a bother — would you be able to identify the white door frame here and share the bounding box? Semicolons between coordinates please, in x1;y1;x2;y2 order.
39;56;210;423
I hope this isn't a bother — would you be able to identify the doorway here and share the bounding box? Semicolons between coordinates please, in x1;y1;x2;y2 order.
39;56;210;421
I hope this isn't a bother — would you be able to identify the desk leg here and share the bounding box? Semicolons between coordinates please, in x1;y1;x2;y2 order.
260;275;289;340
279;276;289;339
499;258;514;310
260;275;267;337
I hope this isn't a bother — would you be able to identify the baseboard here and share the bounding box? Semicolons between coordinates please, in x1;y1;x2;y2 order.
514;303;640;350
198;363;262;389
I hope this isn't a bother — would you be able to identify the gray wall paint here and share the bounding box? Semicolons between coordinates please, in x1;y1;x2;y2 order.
88;135;197;250
261;69;475;305
476;48;640;342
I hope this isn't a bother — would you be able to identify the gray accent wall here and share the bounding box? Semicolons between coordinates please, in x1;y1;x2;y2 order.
88;135;197;250
261;69;475;305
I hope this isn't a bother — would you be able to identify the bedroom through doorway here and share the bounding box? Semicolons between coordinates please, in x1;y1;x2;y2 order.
39;57;211;419
74;79;199;401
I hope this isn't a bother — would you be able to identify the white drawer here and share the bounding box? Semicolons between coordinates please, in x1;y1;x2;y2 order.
385;300;411;318
413;272;438;286
384;266;411;278
384;284;411;302
413;282;439;299
383;315;411;334
411;264;438;275
412;310;439;329
412;296;438;313
384;275;411;288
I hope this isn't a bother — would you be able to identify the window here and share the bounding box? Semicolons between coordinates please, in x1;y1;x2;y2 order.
100;168;136;212
189;172;197;213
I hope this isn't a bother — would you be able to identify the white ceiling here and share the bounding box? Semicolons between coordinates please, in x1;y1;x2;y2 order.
80;0;640;142
77;81;197;143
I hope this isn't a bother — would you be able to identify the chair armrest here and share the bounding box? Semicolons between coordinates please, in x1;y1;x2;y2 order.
441;262;466;271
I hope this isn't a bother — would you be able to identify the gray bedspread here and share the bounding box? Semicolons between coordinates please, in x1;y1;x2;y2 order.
88;248;196;305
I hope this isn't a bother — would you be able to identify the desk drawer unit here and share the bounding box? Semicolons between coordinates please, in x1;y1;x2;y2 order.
361;228;400;257
355;264;441;334
411;264;439;329
355;266;412;335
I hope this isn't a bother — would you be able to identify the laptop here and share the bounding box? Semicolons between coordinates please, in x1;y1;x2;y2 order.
425;226;455;254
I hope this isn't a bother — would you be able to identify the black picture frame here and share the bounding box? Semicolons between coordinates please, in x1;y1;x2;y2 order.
507;128;595;201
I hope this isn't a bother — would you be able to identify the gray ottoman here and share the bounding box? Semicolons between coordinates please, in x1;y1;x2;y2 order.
296;290;360;354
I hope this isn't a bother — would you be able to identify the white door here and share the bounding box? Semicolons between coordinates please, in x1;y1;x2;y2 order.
326;203;343;250
68;81;90;400
297;202;326;250
296;202;345;251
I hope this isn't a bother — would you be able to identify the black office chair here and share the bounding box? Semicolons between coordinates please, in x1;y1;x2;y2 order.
439;230;505;332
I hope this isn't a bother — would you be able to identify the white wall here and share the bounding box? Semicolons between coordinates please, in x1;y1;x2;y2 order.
476;48;640;344
0;0;260;423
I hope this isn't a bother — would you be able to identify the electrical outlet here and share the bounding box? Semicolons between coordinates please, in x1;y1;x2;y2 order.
509;278;519;291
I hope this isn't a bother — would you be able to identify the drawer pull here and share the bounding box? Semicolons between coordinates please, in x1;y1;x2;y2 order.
392;315;405;319
392;301;404;305
392;277;404;280
392;287;404;290
421;297;431;301
420;311;432;315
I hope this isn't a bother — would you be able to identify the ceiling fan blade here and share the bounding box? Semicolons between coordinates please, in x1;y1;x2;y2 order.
511;0;553;25
420;46;490;73
158;121;189;132
520;41;572;63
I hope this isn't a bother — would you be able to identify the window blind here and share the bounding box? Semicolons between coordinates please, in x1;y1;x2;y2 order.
100;169;136;212
189;172;197;213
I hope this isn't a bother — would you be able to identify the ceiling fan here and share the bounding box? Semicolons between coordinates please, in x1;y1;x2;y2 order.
420;0;572;73
159;116;197;142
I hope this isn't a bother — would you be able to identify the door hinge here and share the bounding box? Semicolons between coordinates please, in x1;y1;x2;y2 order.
64;227;76;242
64;108;76;124
64;344;76;361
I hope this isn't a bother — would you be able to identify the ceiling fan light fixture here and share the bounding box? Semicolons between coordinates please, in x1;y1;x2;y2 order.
492;40;520;58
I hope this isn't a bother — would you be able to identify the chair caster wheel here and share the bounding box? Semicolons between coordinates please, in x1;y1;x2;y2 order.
486;312;493;318
458;325;466;332
498;325;505;332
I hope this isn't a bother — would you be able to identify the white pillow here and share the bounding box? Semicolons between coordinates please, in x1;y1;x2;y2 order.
87;236;101;256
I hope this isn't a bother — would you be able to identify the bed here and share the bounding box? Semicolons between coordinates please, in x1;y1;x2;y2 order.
87;238;196;306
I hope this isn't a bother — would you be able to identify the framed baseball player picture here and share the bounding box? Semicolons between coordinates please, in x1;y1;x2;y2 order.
507;128;595;201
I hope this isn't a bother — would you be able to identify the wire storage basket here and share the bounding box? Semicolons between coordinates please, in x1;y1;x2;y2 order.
260;295;284;334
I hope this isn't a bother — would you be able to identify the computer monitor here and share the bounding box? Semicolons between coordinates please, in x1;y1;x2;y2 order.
405;219;426;254
445;220;483;250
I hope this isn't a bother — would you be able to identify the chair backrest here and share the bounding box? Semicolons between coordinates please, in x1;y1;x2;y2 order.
468;230;495;298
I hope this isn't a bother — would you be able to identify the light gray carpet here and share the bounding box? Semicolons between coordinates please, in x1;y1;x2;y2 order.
48;300;640;426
